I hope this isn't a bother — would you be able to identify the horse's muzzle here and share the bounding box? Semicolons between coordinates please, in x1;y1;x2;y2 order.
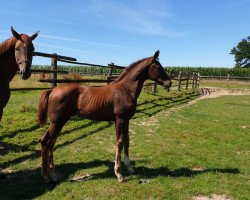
19;68;31;80
163;80;172;90
21;72;31;80
18;60;31;80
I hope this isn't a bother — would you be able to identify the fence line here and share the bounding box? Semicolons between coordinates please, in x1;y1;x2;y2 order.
200;75;250;80
30;51;200;93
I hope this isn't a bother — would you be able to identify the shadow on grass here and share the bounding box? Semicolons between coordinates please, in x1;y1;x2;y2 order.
0;124;40;141
0;141;39;156
134;166;240;178
0;159;240;199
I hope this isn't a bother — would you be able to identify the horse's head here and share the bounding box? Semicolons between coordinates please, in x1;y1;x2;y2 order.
148;50;172;90
11;27;39;80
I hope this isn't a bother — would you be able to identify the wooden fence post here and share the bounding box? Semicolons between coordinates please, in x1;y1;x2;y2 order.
192;72;195;89
152;82;157;94
178;71;182;91
167;70;172;92
186;74;189;91
107;62;114;84
194;73;198;89
51;54;57;88
197;73;200;89
227;74;230;89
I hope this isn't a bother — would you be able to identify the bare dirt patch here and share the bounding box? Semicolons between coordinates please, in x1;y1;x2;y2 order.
192;194;232;200
166;88;250;113
135;89;250;131
192;88;250;104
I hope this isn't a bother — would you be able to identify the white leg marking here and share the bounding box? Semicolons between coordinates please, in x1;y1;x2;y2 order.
114;150;124;182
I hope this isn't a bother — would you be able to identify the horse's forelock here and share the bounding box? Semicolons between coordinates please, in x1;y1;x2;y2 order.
20;34;33;44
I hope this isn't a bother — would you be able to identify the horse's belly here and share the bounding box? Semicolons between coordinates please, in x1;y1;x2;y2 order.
78;107;115;121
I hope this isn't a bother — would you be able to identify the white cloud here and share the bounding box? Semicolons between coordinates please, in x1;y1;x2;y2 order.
80;0;187;37
39;34;78;42
34;42;92;54
226;0;250;7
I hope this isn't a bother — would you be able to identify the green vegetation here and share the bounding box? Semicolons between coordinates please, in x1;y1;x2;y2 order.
230;36;250;68
32;65;250;77
0;88;250;199
166;66;250;77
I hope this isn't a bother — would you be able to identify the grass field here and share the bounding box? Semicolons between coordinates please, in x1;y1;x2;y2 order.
0;86;250;199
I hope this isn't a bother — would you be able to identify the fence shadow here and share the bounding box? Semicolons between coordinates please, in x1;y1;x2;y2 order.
0;124;40;141
0;159;240;199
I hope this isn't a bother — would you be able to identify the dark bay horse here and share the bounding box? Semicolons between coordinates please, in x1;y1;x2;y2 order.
38;50;171;183
0;27;39;121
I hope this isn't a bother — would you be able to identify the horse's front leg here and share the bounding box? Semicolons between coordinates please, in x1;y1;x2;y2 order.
0;86;10;122
114;117;128;182
123;122;135;174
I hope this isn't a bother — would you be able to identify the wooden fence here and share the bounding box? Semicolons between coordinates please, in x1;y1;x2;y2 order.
33;51;125;87
31;51;200;93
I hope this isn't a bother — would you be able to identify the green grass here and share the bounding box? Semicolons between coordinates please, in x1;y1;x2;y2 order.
0;89;249;200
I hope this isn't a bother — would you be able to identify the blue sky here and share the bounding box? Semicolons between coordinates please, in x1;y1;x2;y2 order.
1;0;250;67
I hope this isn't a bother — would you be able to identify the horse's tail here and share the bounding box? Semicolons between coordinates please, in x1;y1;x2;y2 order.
38;89;52;126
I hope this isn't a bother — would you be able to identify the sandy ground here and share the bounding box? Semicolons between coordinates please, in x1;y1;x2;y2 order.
177;88;250;109
136;88;250;129
192;194;232;200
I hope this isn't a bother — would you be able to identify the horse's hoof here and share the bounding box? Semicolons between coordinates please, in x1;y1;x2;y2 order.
43;176;52;184
51;173;64;183
0;172;6;180
41;172;52;184
117;176;124;182
129;168;135;175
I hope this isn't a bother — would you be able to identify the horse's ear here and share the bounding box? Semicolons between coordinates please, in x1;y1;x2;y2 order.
11;26;21;40
153;50;160;60
30;31;39;41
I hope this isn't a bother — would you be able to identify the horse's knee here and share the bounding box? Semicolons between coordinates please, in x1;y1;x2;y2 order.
41;131;51;147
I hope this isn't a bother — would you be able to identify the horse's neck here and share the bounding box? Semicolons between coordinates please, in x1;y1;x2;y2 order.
0;37;16;55
0;41;18;84
120;65;148;100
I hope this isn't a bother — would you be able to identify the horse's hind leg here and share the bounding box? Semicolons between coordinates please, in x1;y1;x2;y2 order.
41;122;63;183
41;130;51;183
48;137;61;182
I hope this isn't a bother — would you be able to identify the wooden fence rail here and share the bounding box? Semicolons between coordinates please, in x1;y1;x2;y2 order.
169;71;200;91
32;51;200;93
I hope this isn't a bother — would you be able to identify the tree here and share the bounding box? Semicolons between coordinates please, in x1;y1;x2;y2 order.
230;36;250;68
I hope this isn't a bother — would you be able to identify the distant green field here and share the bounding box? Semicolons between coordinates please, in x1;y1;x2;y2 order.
0;89;249;199
32;65;250;77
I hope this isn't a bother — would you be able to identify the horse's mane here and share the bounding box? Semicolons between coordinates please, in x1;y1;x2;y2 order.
0;37;17;56
112;57;149;83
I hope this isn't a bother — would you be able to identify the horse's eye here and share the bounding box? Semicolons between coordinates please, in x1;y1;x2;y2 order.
15;48;20;51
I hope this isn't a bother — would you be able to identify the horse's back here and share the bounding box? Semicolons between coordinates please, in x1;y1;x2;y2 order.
77;84;117;121
48;83;116;122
